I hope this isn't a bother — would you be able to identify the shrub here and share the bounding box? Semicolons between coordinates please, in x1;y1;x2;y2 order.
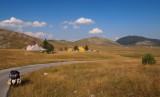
142;53;156;65
74;45;79;51
65;46;68;51
42;39;54;53
84;45;89;51
60;48;63;51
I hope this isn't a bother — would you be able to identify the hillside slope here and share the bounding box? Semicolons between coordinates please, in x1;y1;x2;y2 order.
0;29;43;49
75;37;120;46
116;36;160;46
0;29;120;50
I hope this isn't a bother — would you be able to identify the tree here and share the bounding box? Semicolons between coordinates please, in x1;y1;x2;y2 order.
42;39;54;53
142;53;156;65
65;46;68;51
84;45;89;51
42;39;48;49
60;48;63;51
74;45;79;51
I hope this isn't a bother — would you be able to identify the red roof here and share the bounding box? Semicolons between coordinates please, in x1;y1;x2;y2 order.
28;41;36;46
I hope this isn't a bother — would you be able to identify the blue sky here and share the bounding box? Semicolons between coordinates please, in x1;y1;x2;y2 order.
0;0;160;41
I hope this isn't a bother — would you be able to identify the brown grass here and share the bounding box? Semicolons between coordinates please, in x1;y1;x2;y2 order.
0;49;113;70
1;47;160;69
8;58;160;97
7;47;160;97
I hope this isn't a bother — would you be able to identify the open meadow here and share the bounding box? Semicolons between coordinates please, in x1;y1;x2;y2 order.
0;49;112;70
4;46;160;97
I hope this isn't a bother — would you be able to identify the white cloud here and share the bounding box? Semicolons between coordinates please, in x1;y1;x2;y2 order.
64;17;94;25
25;32;53;39
0;17;47;31
74;17;94;24
89;28;103;34
32;21;46;27
62;17;94;30
47;34;53;39
63;25;68;30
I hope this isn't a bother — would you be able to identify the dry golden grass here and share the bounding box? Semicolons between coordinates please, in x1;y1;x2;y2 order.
1;46;160;70
0;49;113;70
7;46;160;97
8;57;160;97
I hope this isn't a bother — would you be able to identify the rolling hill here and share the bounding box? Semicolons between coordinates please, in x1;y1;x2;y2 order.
75;37;120;46
116;36;160;46
0;29;43;49
0;29;73;50
0;29;121;50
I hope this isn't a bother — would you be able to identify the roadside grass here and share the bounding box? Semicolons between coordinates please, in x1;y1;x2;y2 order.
0;49;114;70
1;47;160;70
8;57;160;97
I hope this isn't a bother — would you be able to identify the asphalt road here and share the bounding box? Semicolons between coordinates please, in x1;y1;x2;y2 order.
0;61;94;97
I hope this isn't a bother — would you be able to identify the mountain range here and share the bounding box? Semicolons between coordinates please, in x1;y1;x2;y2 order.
0;29;160;49
0;29;120;49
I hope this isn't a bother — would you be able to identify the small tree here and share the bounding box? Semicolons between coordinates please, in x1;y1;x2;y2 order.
65;46;68;51
60;48;63;51
42;39;54;53
42;39;48;49
74;45;79;51
47;44;54;53
142;53;156;65
84;45;89;51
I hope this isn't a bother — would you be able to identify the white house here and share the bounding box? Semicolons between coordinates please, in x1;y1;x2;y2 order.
26;41;46;52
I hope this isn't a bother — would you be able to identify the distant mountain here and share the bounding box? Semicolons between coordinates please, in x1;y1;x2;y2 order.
75;37;120;46
0;29;43;49
116;36;160;46
0;29;120;50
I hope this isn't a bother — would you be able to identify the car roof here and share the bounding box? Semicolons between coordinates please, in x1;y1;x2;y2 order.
10;70;19;74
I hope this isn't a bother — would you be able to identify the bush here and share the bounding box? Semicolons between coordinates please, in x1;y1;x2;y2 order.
84;45;89;51
74;45;79;51
42;39;54;53
60;48;63;51
142;54;156;65
65;46;68;51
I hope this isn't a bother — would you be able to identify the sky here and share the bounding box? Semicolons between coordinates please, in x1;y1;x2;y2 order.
0;0;160;41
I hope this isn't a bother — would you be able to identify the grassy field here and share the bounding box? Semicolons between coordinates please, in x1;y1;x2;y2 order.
6;46;160;97
1;47;160;70
8;58;160;97
0;49;114;70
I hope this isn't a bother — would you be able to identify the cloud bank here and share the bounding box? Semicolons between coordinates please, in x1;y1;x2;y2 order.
0;17;47;31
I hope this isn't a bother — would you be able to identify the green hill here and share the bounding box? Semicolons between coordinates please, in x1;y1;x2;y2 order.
117;36;160;46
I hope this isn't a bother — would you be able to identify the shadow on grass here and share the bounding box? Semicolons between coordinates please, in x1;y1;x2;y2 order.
20;79;31;86
7;79;31;96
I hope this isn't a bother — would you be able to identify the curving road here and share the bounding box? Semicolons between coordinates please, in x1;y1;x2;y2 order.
0;61;95;97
